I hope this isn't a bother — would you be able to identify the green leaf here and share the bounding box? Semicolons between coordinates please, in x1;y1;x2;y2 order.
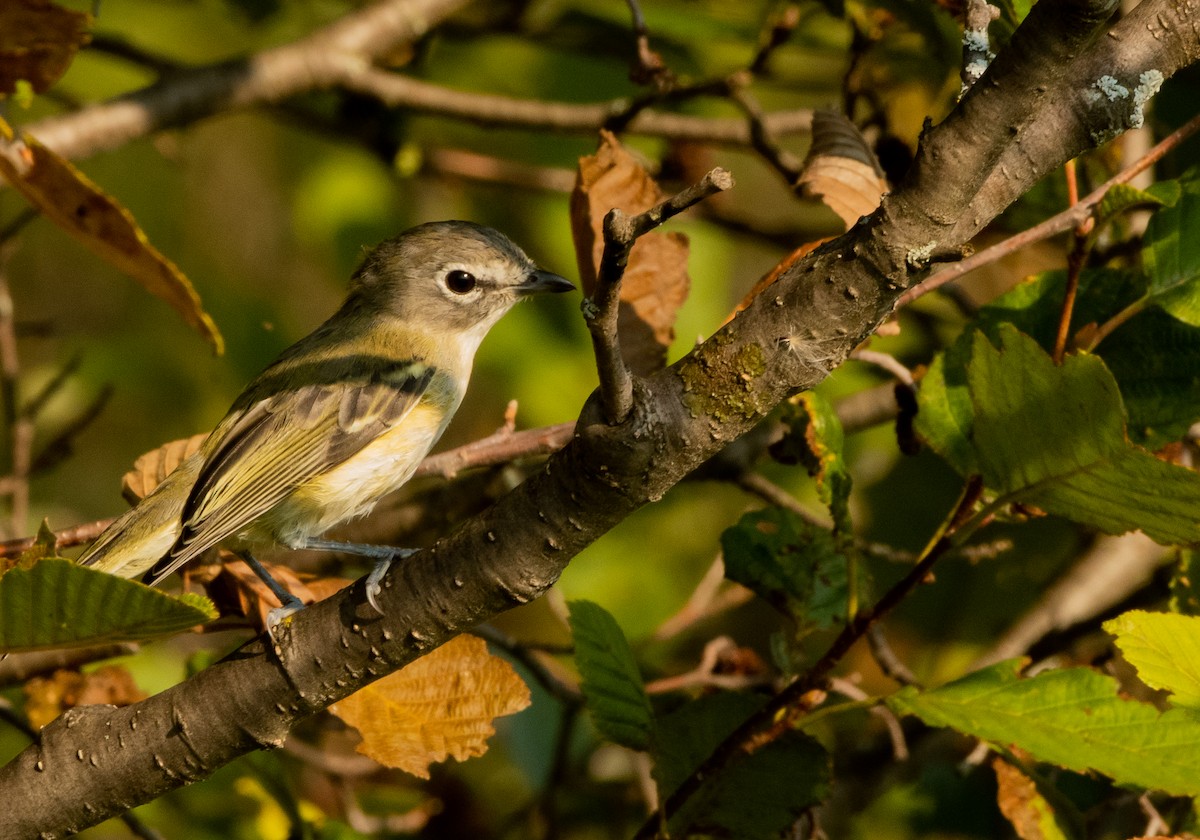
1105;610;1200;710
887;660;1200;796
1143;180;1200;325
654;692;830;837
1170;549;1200;615
0;558;217;651
21;519;59;564
1100;308;1200;450
917;268;1200;453
567;599;654;751
793;392;853;537
1094;182;1170;231
721;508;848;631
914;333;977;474
967;326;1200;545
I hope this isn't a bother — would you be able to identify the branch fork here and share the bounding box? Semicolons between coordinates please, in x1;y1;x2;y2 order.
584;167;735;425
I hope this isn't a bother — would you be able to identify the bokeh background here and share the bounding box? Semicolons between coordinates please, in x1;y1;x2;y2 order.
2;0;1198;837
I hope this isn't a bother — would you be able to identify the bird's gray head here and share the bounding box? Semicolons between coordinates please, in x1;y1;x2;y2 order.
350;221;574;337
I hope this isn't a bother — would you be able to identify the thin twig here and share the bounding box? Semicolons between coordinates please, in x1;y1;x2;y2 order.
634;476;985;839
828;677;909;761
281;737;382;779
1138;793;1170;837
729;86;805;183
0;516;112;557
1052;159;1091;363
415;421;574;480
652;555;746;641
866;624;920;687
0;209;39;244
848;349;914;386
898;111;1200;307
424;147;576;192
585;167;735;424
87;33;182;74
750;3;803;75
30;384;115;475
623;0;673;89
538;703;580;840
0;644;137;688
734;471;829;527
0;262;29;538
20;353;82;421
118;812;166;840
644;636;770;694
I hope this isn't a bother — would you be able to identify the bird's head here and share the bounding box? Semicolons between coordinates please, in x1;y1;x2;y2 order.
351;221;575;340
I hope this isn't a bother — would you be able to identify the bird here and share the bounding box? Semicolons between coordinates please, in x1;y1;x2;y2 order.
78;220;574;625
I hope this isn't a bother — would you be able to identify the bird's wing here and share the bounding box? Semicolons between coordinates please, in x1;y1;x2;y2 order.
145;358;435;583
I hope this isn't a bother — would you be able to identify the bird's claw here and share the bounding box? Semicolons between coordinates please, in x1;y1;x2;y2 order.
363;548;417;614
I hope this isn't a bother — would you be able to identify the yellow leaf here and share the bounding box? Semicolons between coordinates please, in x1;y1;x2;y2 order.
570;130;690;374
0;119;224;353
121;433;208;504
0;0;90;95
24;665;146;730
330;634;531;778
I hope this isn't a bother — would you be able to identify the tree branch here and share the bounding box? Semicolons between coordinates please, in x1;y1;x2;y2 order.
3;0;1197;834
13;6;813;168
585;168;734;424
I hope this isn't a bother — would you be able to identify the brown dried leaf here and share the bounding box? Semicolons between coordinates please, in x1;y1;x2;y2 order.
330;634;531;778
121;433;208;504
798;110;888;229
0;0;90;95
994;757;1070;840
24;665;146;729
0;119;224;353
570;130;690;374
202;558;340;629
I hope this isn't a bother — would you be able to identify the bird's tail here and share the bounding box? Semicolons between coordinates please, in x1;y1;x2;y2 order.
77;454;198;579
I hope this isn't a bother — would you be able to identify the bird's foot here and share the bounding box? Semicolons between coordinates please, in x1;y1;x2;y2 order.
364;549;417;614
265;592;307;643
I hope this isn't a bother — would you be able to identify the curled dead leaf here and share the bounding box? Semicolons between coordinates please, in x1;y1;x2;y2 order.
199;557;349;629
0;120;224;353
994;757;1070;840
0;0;90;95
330;634;531;778
798;110;888;229
725;238;830;324
571;130;690;374
121;433;208;504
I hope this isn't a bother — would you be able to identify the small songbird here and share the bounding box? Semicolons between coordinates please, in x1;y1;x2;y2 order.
79;221;574;623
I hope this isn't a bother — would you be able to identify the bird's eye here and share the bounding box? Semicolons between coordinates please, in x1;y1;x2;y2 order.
445;270;477;294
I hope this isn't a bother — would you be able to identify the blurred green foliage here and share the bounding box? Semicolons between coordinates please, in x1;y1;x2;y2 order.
3;0;1200;838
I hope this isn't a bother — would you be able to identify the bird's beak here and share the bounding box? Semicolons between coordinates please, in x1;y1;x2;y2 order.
516;269;575;296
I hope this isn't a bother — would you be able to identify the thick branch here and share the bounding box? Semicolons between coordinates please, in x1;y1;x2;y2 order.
3;0;1198;834
17;0;469;163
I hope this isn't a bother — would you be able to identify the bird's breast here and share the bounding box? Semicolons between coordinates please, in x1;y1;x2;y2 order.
257;399;452;548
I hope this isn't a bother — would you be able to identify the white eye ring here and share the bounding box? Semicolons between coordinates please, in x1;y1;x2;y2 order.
445;270;477;294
